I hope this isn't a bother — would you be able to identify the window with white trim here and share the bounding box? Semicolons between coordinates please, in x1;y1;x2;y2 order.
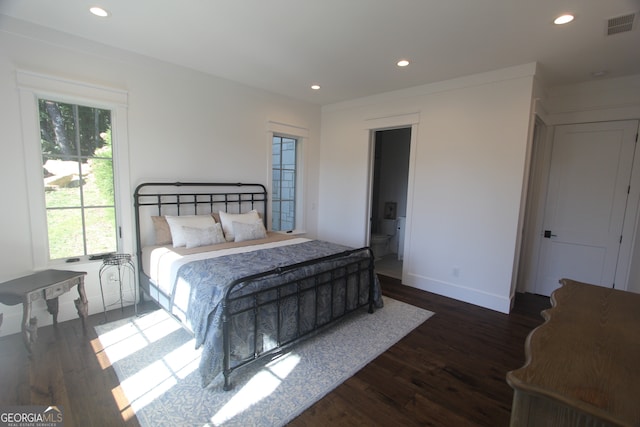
18;71;130;267
267;122;307;234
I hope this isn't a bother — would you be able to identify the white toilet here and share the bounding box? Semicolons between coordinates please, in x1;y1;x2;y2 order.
370;218;398;259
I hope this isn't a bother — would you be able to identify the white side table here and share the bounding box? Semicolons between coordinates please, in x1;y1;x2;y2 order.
0;269;87;355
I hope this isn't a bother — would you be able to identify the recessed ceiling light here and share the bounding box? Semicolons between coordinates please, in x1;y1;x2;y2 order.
554;14;574;25
89;7;110;17
311;84;321;90
397;59;410;67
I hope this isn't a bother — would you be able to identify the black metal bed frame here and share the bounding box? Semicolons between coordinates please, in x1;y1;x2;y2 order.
133;182;376;390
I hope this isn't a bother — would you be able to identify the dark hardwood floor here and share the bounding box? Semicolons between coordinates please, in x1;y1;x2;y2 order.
0;275;550;426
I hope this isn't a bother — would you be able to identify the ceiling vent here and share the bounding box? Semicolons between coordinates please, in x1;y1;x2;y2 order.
606;13;636;35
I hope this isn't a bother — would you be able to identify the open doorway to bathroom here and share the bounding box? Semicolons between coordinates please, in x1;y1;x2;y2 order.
369;127;411;279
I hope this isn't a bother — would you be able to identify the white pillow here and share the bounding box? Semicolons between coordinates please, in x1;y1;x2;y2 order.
233;220;267;242
218;210;261;242
165;214;217;247
183;223;226;248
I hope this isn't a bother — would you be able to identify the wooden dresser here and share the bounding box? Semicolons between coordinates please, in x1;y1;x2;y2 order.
507;279;640;427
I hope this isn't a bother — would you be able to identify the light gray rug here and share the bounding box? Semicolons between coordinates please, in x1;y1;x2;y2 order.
95;296;433;426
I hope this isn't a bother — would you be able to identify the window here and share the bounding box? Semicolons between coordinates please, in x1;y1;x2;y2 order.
39;99;116;260
271;136;297;231
18;70;131;268
266;121;308;234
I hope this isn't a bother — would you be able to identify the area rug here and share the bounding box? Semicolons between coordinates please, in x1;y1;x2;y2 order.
94;296;433;426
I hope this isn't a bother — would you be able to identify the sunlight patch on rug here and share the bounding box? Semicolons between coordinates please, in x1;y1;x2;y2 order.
98;309;183;365
211;352;301;425
118;337;202;413
95;296;433;426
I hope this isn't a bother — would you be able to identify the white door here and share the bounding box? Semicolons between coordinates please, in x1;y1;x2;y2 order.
534;120;639;296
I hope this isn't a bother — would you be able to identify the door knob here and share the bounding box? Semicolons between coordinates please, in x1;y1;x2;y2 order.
543;230;557;238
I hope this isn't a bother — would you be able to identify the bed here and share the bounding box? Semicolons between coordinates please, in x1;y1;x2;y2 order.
134;182;383;390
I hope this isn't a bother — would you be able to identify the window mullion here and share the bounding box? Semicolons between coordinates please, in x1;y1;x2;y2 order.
279;139;284;225
72;104;89;257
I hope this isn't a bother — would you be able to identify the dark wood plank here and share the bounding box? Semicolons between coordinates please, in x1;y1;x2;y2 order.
0;302;148;426
0;276;549;426
290;275;550;426
28;326;77;426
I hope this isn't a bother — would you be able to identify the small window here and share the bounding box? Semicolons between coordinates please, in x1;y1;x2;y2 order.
39;99;117;260
271;136;297;231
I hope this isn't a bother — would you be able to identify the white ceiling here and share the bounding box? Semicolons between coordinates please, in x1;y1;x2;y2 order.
1;0;639;105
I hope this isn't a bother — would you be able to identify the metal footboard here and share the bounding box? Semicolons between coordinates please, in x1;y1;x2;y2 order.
221;247;375;390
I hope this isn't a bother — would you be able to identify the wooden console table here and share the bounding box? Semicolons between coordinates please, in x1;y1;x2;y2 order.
507;279;640;427
0;269;87;355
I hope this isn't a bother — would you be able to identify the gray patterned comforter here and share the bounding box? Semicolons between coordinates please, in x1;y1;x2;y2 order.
169;239;383;387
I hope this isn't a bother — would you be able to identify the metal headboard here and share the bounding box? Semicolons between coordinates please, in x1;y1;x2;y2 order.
133;181;268;261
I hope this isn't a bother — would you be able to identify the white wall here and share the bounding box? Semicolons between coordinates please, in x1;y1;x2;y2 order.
318;64;536;313
542;74;640;126
0;17;321;337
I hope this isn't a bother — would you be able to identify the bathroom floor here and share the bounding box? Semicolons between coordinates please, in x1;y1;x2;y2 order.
374;253;403;280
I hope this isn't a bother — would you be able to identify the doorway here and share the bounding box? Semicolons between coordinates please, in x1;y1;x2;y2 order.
369;127;411;279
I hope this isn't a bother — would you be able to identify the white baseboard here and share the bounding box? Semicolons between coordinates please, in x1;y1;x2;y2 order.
403;272;512;314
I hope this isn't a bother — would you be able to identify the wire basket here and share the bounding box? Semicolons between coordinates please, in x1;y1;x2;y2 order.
103;253;132;266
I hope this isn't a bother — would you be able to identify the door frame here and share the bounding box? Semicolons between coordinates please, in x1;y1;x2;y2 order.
517;117;552;294
363;113;419;282
520;119;640;293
